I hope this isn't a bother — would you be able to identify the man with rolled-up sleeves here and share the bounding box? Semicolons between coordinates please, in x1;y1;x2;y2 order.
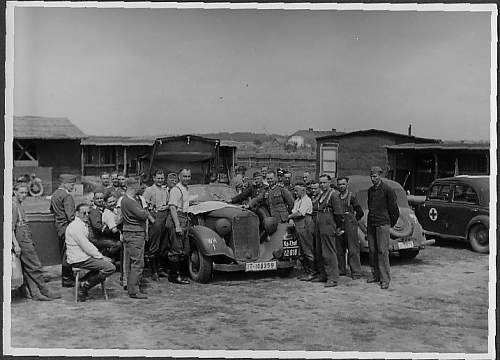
366;166;400;290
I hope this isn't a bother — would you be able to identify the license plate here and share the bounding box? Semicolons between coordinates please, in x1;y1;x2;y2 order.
245;261;277;272
398;241;414;250
283;248;299;257
282;237;299;259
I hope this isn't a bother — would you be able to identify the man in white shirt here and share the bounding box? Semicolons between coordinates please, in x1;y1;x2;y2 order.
288;184;315;281
143;169;169;280
65;203;116;302
166;168;191;284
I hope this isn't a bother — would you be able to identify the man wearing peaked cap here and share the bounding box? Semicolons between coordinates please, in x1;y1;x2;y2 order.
229;171;266;205
50;173;77;287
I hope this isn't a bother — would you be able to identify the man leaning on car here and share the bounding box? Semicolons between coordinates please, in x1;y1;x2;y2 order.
367;166;399;290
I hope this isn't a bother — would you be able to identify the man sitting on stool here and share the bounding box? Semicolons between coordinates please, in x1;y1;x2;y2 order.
65;203;116;302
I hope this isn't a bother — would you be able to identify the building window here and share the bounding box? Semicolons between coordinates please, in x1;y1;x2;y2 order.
84;146;116;166
14;140;38;161
320;143;338;178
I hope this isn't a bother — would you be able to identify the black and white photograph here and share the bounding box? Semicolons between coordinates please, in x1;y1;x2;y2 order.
3;1;497;358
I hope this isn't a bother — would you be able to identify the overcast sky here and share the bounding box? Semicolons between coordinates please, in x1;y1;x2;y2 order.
12;6;492;140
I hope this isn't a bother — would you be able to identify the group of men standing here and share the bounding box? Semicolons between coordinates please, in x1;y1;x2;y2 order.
12;164;398;304
229;166;399;289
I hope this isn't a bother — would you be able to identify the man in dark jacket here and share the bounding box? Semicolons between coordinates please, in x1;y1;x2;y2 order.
50;174;77;287
335;176;364;279
229;171;266;204
121;177;155;299
249;171;294;223
366;166;400;290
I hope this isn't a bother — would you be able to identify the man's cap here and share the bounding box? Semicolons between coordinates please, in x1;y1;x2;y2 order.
252;171;262;178
167;172;178;181
59;174;77;183
370;166;383;175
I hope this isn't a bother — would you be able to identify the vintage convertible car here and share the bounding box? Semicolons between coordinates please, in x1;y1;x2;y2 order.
185;184;299;283
347;175;435;259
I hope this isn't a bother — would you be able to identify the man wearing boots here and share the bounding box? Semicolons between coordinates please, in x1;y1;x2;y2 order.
13;183;61;301
249;171;294;224
287;184;314;280
50;174;77;288
166;168;192;285
335;177;364;279
367;166;399;290
143;169;170;281
65;203;115;302
314;174;343;288
121;178;156;299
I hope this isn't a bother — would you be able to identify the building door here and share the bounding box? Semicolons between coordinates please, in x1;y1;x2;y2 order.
319;143;338;179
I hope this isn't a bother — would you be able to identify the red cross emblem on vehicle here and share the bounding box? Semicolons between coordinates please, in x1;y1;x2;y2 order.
429;208;438;221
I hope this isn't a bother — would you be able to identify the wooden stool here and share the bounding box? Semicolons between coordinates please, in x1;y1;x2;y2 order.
73;268;108;303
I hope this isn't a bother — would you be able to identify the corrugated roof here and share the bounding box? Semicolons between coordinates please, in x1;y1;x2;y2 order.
81;136;155;146
385;142;490;151
14;116;85;139
316;129;438;143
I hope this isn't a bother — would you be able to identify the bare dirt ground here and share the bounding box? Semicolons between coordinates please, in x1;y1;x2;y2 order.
9;239;489;353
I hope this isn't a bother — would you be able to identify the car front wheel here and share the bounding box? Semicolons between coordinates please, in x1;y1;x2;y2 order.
188;238;213;283
468;223;489;253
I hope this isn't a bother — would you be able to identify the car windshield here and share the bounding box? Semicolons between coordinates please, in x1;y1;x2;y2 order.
189;184;237;202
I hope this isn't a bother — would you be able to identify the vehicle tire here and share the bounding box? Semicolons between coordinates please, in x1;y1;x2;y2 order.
468;223;489;253
390;213;413;239
277;267;293;278
188;238;213;283
398;249;419;259
29;179;44;197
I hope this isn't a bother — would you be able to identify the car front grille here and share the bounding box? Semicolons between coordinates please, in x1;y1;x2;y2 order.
232;213;260;261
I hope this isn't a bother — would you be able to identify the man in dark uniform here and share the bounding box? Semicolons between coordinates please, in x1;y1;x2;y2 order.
50;173;77;287
314;174;343;287
335;176;364;279
121;177;156;299
282;171;295;198
367;166;399;290
249;171;294;224
229;171;266;205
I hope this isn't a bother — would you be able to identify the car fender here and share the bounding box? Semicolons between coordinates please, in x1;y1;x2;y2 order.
189;225;235;259
465;215;489;237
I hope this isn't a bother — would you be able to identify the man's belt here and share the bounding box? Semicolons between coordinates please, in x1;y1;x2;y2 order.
294;214;312;220
317;208;332;213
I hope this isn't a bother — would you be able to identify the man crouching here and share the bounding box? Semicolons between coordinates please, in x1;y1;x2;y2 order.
65;203;115;302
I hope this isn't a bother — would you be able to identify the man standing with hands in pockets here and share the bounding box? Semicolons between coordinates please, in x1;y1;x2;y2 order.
366;166;399;290
120;177;156;299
